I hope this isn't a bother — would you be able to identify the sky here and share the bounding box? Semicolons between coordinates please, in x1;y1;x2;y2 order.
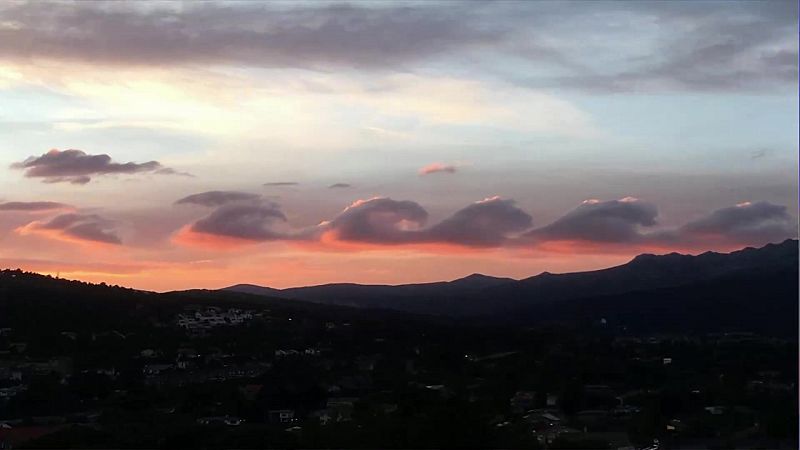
0;0;797;291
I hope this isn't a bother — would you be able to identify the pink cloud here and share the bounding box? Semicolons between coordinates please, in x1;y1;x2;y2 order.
16;213;122;246
418;162;457;175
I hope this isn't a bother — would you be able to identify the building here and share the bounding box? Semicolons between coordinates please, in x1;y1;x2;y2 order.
176;307;256;331
510;391;536;412
268;409;295;424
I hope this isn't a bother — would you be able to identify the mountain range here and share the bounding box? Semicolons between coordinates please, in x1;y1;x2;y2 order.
223;239;798;334
0;240;795;337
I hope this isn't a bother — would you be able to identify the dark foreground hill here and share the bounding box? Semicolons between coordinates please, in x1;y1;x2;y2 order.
500;264;798;336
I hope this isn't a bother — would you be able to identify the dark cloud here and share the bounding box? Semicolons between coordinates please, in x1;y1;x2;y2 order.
184;195;530;247
527;198;658;243
427;197;532;247
675;201;796;245
0;2;501;70
264;182;299;187
419;163;458;176
177;191;295;242
323;198;429;244
191;202;289;241
0;2;793;92
176;191;261;207
24;213;121;244
185;195;530;247
328;183;352;189
174;192;796;250
0;201;70;212
11;149;184;184
323;196;532;247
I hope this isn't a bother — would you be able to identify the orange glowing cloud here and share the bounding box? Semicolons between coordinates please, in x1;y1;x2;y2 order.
15;224;118;248
168;192;796;263
172;225;265;250
523;238;699;256
418;162;457;175
307;228;500;255
15;213;122;247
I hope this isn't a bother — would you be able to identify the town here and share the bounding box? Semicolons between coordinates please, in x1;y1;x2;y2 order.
0;270;796;449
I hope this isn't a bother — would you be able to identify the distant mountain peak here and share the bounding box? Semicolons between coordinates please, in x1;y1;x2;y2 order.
629;251;692;266
450;273;515;285
217;240;796;317
221;283;285;298
227;283;275;289
458;273;494;280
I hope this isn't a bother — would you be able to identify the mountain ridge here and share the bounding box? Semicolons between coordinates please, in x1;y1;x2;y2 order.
221;239;798;317
0;239;796;336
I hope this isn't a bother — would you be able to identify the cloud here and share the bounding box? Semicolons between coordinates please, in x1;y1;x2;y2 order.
521;198;796;250
427;197;532;247
515;1;798;93
419;163;457;176
0;2;793;93
321;198;429;244
321;196;532;248
17;213;121;245
175;191;296;246
328;183;352;189
0;201;71;212
180;194;530;248
191;202;288;241
626;2;797;92
175;191;261;207
172;191;796;252
0;2;501;70
673;201;796;245
526;197;658;243
154;167;195;177
11;149;185;184
264;182;299;187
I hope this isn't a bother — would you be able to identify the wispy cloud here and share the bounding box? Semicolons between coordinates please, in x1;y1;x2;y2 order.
0;201;72;212
0;2;501;70
176;191;261;207
0;2;793;92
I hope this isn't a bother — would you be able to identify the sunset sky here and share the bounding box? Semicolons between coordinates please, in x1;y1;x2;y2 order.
1;1;797;291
